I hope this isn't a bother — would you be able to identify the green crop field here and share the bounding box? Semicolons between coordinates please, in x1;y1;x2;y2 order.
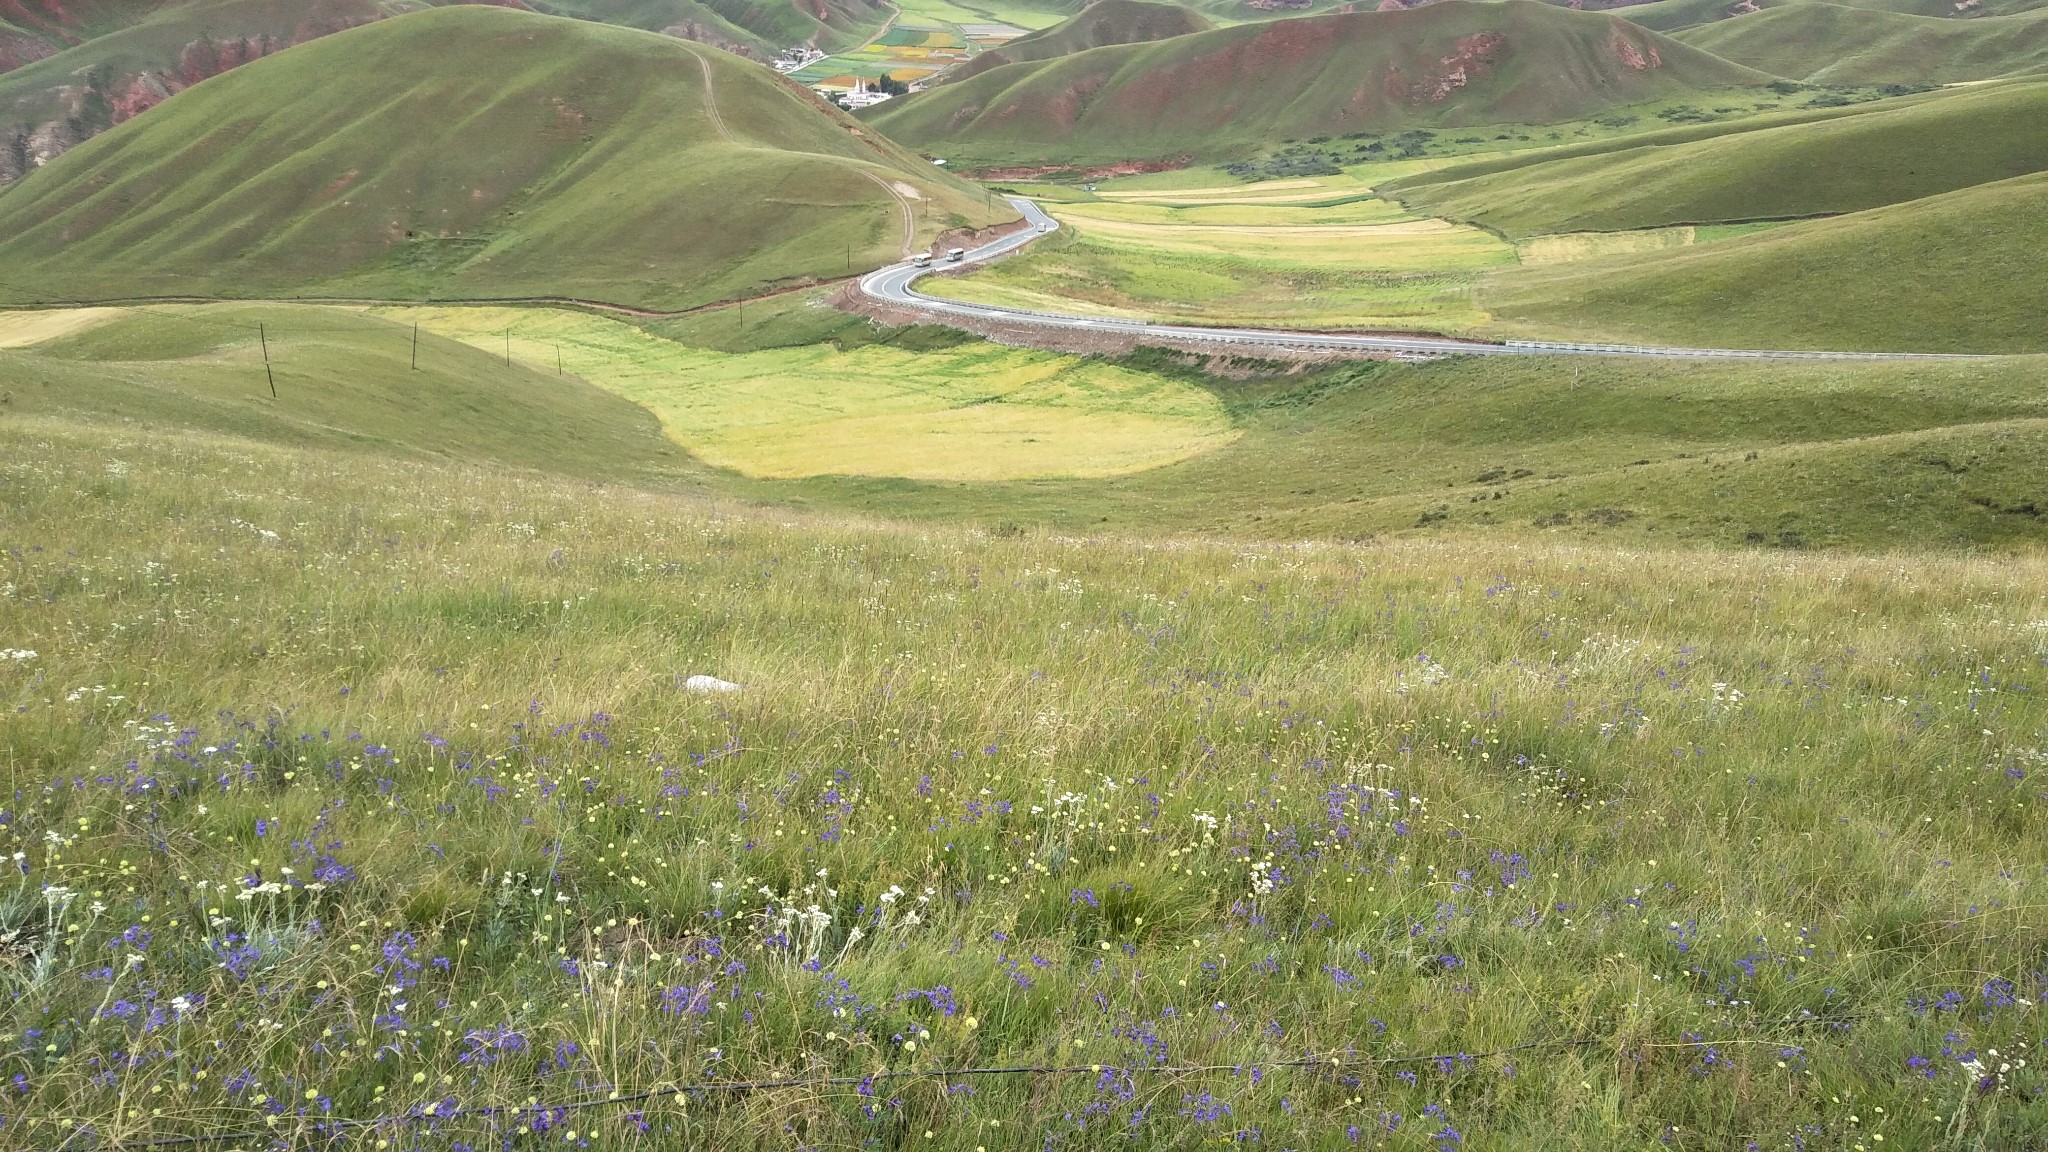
925;177;1515;332
1384;80;2048;238
0;7;1010;311
374;305;1238;482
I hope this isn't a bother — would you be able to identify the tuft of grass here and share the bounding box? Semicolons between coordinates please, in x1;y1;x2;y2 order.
0;408;2044;1149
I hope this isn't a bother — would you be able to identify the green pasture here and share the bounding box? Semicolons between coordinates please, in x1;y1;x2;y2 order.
374;305;1237;481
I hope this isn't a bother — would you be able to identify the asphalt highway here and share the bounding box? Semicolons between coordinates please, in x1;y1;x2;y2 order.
859;197;1973;362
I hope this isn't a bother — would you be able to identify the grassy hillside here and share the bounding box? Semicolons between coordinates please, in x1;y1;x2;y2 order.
946;0;1211;83
863;0;1770;166
539;0;892;55
0;6;1010;310
1612;0;2048;32
1383;79;2048;235
0;302;698;484
1672;3;2048;84
0;0;393;184
0;0;894;185
5;351;2048;1146
1478;170;2048;353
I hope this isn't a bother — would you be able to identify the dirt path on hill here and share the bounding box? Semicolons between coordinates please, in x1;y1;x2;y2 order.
682;42;916;257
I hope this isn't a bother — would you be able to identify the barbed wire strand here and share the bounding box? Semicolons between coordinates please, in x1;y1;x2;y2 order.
74;1035;1602;1150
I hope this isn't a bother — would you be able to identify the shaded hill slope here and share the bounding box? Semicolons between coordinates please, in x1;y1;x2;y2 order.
0;6;1008;309
946;0;1210;83
864;1;1769;166
1384;79;2048;234
1479;170;2048;353
1670;3;2048;84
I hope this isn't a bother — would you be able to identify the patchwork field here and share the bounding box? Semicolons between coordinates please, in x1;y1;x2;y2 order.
379;305;1237;481
928;171;1516;331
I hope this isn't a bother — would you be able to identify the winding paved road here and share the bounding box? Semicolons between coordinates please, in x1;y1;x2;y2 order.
861;197;1973;362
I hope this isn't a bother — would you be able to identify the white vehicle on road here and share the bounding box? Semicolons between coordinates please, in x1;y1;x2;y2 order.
946;247;965;262
912;253;932;267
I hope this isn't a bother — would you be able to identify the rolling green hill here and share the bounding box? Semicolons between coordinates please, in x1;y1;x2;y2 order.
946;0;1211;83
0;0;392;185
1477;170;2048;353
0;0;892;185
1608;0;2048;32
863;1;1769;167
1671;3;2048;84
1383;79;2048;235
0;301;698;483
537;0;890;55
0;6;1009;310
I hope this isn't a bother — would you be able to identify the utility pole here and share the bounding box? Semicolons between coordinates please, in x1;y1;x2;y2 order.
556;345;562;376
411;322;419;371
504;329;511;367
259;324;276;399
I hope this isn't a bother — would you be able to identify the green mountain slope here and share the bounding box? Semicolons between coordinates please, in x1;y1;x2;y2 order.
1478;170;2048;353
0;0;402;186
0;6;1008;309
537;0;889;55
1384;79;2048;235
0;0;891;185
863;1;1769;167
946;0;1211;84
1608;0;2048;33
1670;3;2048;84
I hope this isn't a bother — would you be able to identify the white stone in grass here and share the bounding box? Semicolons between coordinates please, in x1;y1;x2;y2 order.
682;675;742;694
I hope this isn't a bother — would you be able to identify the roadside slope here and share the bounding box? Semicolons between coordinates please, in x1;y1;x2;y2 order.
863;1;1770;167
1477;171;2048;353
1384;79;2048;235
0;6;1009;310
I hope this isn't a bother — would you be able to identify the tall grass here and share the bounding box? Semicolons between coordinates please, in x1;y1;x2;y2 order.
1;413;2043;1149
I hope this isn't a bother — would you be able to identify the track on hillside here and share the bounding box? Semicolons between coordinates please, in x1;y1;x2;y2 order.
859;197;1982;363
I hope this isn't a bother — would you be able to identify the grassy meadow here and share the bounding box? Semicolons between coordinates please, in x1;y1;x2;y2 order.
2;408;2047;1150
375;305;1239;482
